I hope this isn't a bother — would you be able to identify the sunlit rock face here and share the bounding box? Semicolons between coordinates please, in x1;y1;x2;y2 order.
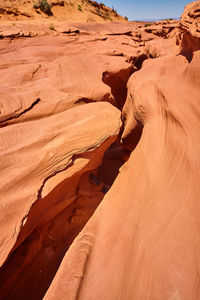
0;1;200;300
178;0;200;61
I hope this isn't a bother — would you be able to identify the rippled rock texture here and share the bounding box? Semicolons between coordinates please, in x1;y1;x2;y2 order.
0;1;200;300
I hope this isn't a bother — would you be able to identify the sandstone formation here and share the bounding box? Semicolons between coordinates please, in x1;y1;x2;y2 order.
179;0;200;60
0;0;126;22
0;1;199;300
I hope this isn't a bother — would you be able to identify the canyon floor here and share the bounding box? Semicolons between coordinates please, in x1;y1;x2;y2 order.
0;1;200;299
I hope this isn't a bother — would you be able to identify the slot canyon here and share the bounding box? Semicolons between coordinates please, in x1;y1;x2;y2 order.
0;0;200;299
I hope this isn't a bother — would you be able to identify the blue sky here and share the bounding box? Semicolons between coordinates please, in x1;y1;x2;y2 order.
100;0;192;20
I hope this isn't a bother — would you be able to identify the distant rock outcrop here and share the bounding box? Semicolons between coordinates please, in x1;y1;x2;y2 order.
179;0;200;60
0;0;126;22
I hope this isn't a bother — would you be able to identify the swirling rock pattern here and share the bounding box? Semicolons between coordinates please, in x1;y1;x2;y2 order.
0;1;200;300
44;2;200;300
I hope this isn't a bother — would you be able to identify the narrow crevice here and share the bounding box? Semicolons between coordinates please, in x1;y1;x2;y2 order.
102;67;134;110
75;97;96;104
179;31;200;62
0;137;123;300
8;136;120;257
62;29;80;34
107;31;133;37
0;98;41;127
102;52;150;112
97;142;131;186
121;120;144;152
0;169;104;300
31;64;41;79
0;172;104;300
126;53;148;70
0;137;134;300
0;136;138;300
0;56;146;300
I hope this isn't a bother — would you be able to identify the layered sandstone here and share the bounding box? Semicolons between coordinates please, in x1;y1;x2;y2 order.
0;1;200;300
179;0;200;60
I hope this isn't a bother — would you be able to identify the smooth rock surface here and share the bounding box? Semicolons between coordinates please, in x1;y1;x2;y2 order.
0;1;200;300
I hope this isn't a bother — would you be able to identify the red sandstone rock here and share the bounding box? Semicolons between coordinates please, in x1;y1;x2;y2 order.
0;0;126;22
0;101;121;266
44;2;200;300
0;1;200;300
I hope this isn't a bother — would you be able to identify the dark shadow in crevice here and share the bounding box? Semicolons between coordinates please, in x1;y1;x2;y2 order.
121;120;144;152
179;31;200;63
0;98;41;128
0;172;104;300
97;142;130;187
102;67;134;111
107;31;133;37
126;53;148;70
75;97;96;104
